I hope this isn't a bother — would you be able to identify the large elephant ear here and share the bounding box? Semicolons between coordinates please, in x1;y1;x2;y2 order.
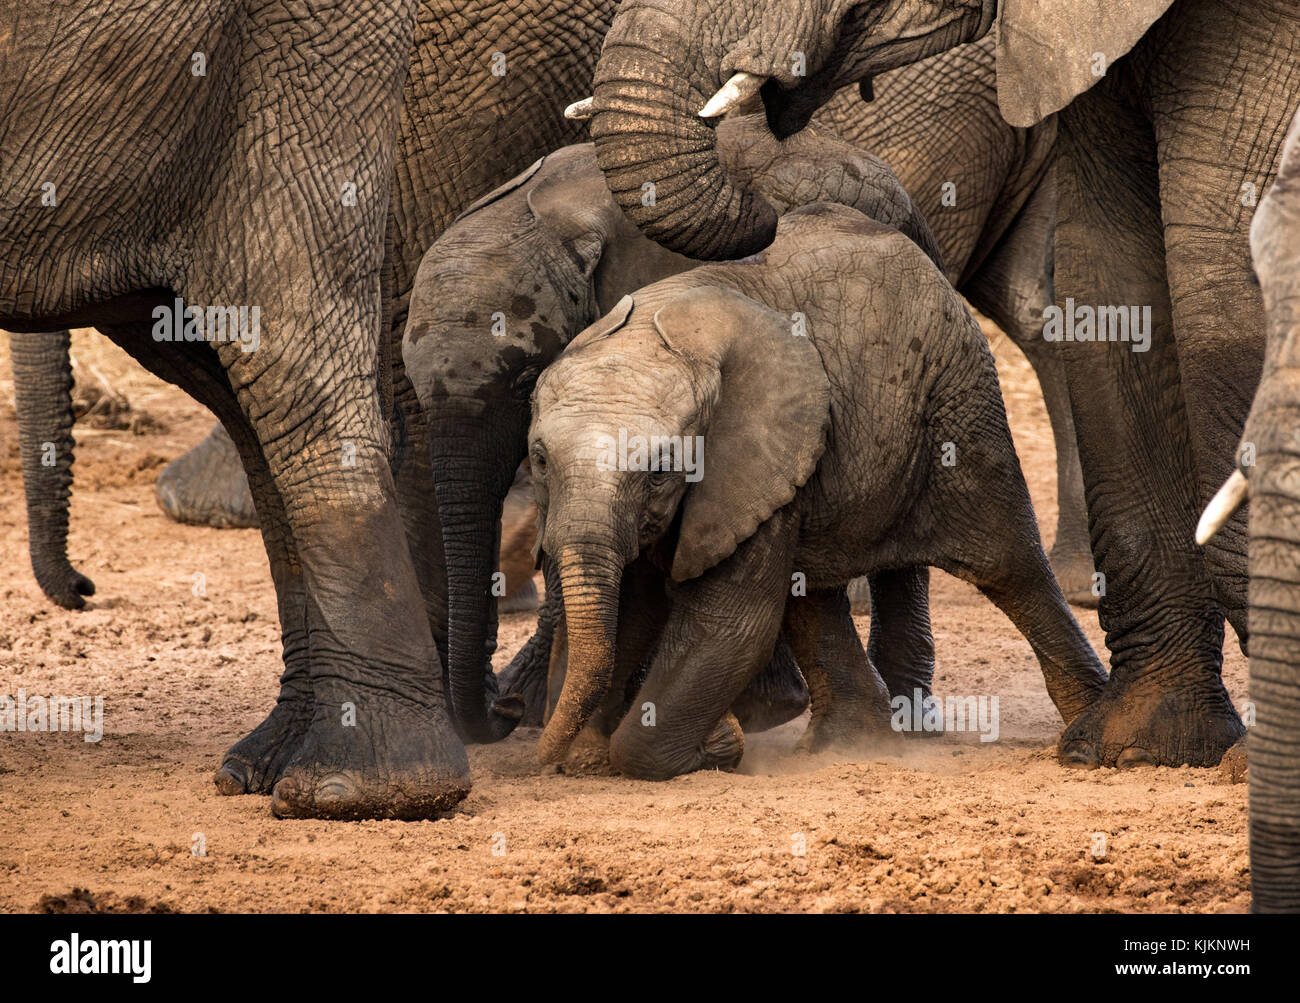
996;0;1175;127
651;285;830;582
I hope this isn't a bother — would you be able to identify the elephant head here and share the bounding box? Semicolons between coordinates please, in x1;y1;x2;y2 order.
402;147;629;743
582;0;1173;259
529;283;830;762
1199;108;1300;912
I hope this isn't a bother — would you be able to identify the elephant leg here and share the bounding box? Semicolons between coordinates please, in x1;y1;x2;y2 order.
170;287;467;817
1051;64;1243;768
1147;0;1300;646
607;508;799;780
95;325;314;795
153;421;257;529
249;391;468;817
964;165;1098;607
782;585;895;754
9;329;96;609
930;375;1108;727
728;633;811;733
864;566;935;700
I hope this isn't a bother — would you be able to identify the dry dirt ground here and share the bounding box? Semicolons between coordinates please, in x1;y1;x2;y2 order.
0;325;1250;913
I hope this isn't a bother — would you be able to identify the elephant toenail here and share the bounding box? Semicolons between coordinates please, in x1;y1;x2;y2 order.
313;775;359;806
1117;747;1157;768
270;777;304;817
1059;743;1100;769
213;763;249;796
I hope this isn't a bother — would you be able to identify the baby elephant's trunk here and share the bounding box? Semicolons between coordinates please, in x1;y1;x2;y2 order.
537;546;623;764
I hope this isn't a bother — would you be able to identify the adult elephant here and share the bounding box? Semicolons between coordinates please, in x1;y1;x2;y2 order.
1199;108;1300;912
582;0;1300;770
2;0;617;819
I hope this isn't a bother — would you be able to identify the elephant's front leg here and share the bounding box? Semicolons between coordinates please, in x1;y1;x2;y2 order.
94;324;318;797
607;509;798;780
783;585;896;753
1049;71;1243;768
260;424;470;819
196;313;468;819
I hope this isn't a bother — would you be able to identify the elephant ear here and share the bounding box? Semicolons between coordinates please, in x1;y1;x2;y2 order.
651;286;830;582
567;295;635;352
452;156;547;224
526;151;622;280
996;0;1175;127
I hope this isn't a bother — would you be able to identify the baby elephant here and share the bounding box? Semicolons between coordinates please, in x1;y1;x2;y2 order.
529;203;1108;780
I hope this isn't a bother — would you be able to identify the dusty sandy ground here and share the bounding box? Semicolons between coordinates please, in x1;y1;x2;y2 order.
0;325;1250;913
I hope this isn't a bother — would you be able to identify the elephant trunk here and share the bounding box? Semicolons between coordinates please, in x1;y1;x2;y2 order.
589;6;777;261
1246;386;1300;912
9;330;94;610
537;544;623;764
430;410;527;744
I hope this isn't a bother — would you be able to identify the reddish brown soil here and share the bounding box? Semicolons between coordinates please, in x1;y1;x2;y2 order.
0;325;1250;913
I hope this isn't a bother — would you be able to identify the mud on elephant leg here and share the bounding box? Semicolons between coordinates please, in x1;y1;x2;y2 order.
154;421;257;529
606;510;800;780
783;585;896;754
1050;71;1243;769
92;324;315;795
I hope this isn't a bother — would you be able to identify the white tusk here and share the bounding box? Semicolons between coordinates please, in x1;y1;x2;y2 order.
698;72;767;118
564;97;595;120
1196;469;1249;545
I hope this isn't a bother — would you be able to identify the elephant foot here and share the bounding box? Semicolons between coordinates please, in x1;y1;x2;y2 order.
559;725;613;775
269;691;470;820
730;641;810;733
1049;540;1099;609
154;421;257;529
699;712;744;772
798;698;901;755
1058;665;1244;769
35;562;96;611
213;690;313;796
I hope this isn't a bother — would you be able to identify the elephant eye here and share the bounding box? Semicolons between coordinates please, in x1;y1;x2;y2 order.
531;449;548;476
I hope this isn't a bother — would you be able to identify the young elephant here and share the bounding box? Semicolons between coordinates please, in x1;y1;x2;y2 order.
529;204;1108;779
403;113;945;731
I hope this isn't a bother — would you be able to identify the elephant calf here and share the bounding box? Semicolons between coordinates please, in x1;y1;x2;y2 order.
529;203;1108;780
403;112;944;734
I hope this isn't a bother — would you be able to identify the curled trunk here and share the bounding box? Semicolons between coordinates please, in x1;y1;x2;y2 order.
589;7;778;261
9;330;95;609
